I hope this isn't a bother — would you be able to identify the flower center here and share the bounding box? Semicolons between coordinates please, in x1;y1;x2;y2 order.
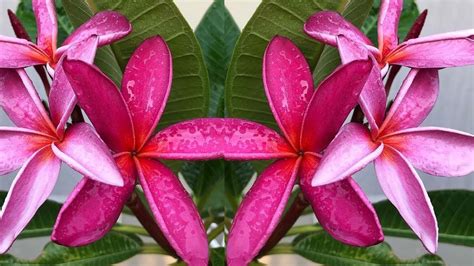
131;150;138;157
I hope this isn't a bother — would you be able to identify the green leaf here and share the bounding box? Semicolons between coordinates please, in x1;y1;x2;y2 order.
375;190;474;247
210;247;226;266
226;0;374;130
293;232;444;265
195;0;240;117
361;0;420;46
87;0;209;129
0;191;61;239
0;232;143;265
224;161;255;212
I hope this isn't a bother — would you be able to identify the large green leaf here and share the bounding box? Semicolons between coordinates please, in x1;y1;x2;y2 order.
195;0;240;117
375;190;474;247
210;247;226;266
226;0;373;130
84;0;210;129
224;161;255;212
0;232;143;265
293;232;444;265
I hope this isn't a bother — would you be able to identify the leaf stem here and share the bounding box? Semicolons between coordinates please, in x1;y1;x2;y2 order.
208;223;225;243
112;224;150;237
264;244;294;255
141;244;169;255
286;225;323;237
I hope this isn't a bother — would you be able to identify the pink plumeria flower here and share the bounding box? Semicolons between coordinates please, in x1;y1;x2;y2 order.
311;68;474;253
52;36;210;266
304;0;474;72
0;68;123;253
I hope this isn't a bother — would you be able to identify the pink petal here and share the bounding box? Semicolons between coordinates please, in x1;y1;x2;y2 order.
384;127;474;177
378;0;403;56
0;69;55;135
0;146;60;253
49;36;99;133
262;36;314;149
227;158;301;266
63;11;132;47
140;118;295;160
32;0;57;57
299;154;383;246
51;123;123;186
380;69;439;135
387;30;474;68
122;36;172;148
375;146;438;253
52;154;135;246
300;59;373;153
0;36;49;68
135;158;208;266
311;123;384;187
0;127;52;175
337;36;387;132
304;11;373;47
62;59;135;152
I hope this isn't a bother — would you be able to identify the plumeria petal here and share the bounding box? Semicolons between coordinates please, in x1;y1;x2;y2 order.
140;118;295;160
52;154;135;246
387;30;474;68
0;36;49;68
51;123;123;186
384;127;474;176
227;158;301;266
135;158;208;266
311;123;384;186
49;36;99;133
62;59;135;152
122;36;172;148
375;146;438;253
0;146;60;253
304;11;373;47
299;153;383;246
380;69;439;135
0;127;52;175
32;0;57;57
0;69;55;135
378;0;403;56
63;11;132;47
301;59;373;153
262;36;314;149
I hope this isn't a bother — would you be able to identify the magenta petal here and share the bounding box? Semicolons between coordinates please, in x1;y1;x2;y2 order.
63;11;132;47
141;118;295;160
380;69;439;135
135;158;208;266
52;155;135;246
378;0;403;56
300;154;383;246
304;11;373;47
32;0;57;56
0;127;52;175
0;36;49;68
122;36;172;148
0;69;55;135
51;123;123;186
227;158;300;266
0;146;60;253
311;123;383;186
263;36;314;149
375;146;438;253
62;59;135;152
301;59;373;153
388;30;474;68
384;127;474;177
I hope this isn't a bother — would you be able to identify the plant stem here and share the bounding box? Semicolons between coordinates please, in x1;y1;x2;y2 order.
126;192;178;258
286;225;323;237
207;223;225;243
112;224;150;237
264;244;294;255
258;192;309;257
141;244;169;255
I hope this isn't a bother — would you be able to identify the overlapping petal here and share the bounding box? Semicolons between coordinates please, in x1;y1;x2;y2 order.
141;118;295;160
227;158;301;266
263;36;314;149
378;0;403;56
0;36;49;68
0;147;60;253
135;158;208;266
375;146;438;253
52;154;136;246
32;0;57;57
122;36;172;148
